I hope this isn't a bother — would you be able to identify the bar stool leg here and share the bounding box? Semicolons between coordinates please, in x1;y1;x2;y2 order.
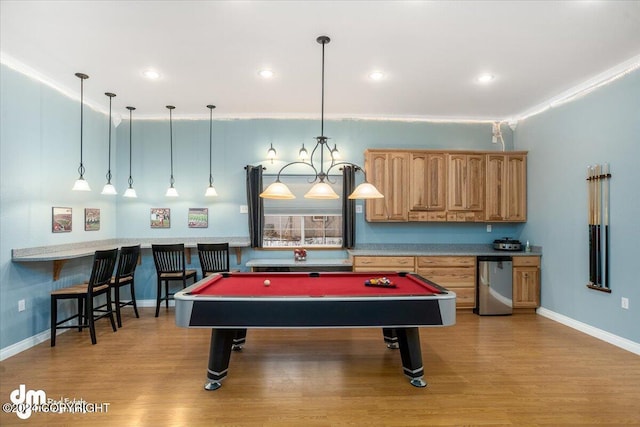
51;296;57;347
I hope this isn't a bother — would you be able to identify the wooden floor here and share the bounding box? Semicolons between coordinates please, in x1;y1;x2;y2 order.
1;308;639;426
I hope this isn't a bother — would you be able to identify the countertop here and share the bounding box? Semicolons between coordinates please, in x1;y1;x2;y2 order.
347;243;541;257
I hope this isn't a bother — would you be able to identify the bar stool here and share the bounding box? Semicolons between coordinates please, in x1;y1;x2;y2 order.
50;248;118;346
197;243;230;277
110;244;141;327
152;244;197;317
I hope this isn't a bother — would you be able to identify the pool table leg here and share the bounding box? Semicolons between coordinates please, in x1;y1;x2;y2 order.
396;327;427;388
232;328;247;351
204;329;237;391
382;328;399;349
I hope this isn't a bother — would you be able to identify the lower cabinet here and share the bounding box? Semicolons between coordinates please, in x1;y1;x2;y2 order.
415;256;476;310
512;256;541;308
351;254;540;311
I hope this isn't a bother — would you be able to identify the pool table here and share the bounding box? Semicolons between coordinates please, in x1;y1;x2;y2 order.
175;271;456;390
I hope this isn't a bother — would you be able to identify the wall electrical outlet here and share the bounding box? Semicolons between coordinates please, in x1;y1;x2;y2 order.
486;224;492;232
18;299;25;312
356;205;363;214
621;297;629;310
240;205;248;214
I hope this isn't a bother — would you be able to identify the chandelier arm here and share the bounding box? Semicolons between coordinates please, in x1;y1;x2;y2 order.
275;161;318;182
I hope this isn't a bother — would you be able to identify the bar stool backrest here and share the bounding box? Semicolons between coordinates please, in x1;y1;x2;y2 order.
152;244;187;274
197;243;230;276
116;245;140;280
88;249;119;296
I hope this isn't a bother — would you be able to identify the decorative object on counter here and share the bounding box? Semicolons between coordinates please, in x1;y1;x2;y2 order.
493;238;522;251
52;207;72;233
188;208;208;228
525;241;531;252
150;208;171;229
101;92;118;195
586;163;612;293
123;106;138;198
204;104;219;197
71;72;91;191
294;248;307;261
165;105;179;197
364;277;396;288
84;208;100;231
259;35;383;201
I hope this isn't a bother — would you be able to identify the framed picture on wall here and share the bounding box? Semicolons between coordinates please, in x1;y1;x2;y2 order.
52;207;72;233
188;208;208;228
84;208;100;231
150;208;170;228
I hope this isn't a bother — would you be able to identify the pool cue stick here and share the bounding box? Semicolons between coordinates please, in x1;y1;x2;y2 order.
603;163;610;289
595;164;602;287
587;166;595;286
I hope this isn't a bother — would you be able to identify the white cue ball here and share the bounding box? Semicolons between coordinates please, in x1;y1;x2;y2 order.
264;279;271;286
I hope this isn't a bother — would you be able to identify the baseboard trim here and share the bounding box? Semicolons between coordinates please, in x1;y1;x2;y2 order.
1;329;52;361
537;307;640;356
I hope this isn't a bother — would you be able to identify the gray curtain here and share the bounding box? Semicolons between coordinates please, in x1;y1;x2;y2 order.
342;165;356;248
245;165;264;248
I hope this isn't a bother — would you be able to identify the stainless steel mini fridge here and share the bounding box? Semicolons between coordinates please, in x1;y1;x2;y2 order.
475;256;513;315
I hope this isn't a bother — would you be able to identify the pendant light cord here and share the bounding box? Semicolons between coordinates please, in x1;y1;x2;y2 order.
78;75;85;177
105;93;115;183
127;106;135;187
167;105;176;187
208;105;215;185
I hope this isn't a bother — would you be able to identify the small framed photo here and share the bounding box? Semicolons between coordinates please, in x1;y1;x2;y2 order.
151;208;170;228
84;208;100;231
52;207;72;233
188;208;208;228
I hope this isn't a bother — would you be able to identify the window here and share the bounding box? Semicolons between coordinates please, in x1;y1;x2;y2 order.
262;175;343;248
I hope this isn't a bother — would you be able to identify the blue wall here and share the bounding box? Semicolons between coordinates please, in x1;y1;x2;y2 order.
1;63;638;353
517;69;640;343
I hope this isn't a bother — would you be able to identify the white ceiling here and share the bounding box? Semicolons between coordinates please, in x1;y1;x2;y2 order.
2;1;640;122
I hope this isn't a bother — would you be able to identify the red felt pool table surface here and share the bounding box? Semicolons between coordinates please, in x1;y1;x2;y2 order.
189;271;444;297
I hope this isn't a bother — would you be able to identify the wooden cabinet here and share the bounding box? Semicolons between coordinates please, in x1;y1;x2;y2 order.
416;256;476;309
365;149;526;223
447;154;485;221
513;256;540;308
352;256;415;272
409;152;447;213
365;150;409;222
486;153;527;222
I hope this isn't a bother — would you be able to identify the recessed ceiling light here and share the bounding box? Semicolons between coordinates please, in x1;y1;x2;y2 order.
259;69;274;78
369;71;385;81
142;69;161;80
476;73;495;83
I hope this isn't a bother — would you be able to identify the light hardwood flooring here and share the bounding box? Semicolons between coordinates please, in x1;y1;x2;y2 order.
1;308;639;426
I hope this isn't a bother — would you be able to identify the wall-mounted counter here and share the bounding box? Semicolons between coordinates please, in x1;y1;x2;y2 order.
12;237;251;281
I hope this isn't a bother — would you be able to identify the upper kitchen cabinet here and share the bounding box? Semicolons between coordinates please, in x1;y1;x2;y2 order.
364;150;409;222
409;152;447;221
486;153;527;222
447;153;485;221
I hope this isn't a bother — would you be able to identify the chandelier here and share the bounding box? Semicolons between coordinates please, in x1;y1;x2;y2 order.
259;36;383;200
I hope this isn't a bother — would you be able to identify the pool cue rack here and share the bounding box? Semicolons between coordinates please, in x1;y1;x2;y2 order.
586;163;612;293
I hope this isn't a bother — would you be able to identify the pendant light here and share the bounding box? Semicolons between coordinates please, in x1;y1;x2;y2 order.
101;92;117;195
123;106;137;198
205;105;219;197
72;72;91;191
260;36;383;200
165;105;179;197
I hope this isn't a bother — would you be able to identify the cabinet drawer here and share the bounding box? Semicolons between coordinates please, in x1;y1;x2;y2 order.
353;256;415;268
446;286;476;309
417;267;475;287
416;256;475;268
513;256;540;267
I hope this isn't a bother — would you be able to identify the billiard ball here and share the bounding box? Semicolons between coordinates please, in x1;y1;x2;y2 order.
264;279;271;286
